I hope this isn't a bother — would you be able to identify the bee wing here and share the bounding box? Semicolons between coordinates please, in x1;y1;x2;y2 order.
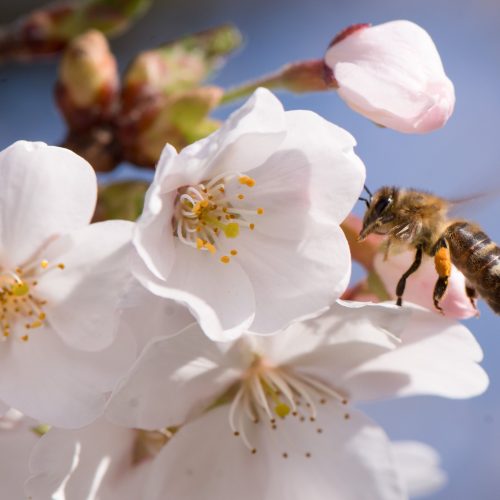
447;188;500;218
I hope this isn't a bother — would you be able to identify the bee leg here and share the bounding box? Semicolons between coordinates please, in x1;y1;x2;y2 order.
465;283;480;317
433;238;452;313
396;245;423;306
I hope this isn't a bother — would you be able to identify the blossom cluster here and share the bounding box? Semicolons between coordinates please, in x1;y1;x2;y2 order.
0;19;488;500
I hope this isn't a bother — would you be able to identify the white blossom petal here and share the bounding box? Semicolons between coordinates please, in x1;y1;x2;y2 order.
134;240;256;341
233;224;351;334
36;220;134;351
0;325;135;428
106;325;239;429
0;141;96;266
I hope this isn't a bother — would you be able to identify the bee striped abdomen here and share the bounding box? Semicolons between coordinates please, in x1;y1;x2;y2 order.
445;222;500;314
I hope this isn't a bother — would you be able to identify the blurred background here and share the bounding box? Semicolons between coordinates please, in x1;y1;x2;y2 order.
1;0;499;498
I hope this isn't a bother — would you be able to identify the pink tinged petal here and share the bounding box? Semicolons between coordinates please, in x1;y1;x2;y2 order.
118;279;195;353
26;419;147;500
391;441;447;498
0;423;39;500
106;324;239;429
133;239;255;341
144;404;405;500
374;251;477;319
36;220;134;351
343;304;488;400
325;20;455;133
234;224;351;334
0;323;135;428
0;141;97;266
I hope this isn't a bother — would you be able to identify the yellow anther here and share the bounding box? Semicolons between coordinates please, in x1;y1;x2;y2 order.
200;200;209;208
204;242;216;255
224;223;240;238
239;175;256;187
21;334;29;342
11;282;29;297
38;312;46;320
196;226;202;232
274;403;291;418
256;208;264;215
218;187;225;193
196;238;205;249
220;256;230;264
249;223;255;230
41;260;49;269
28;320;43;329
230;249;238;256
238;194;245;200
57;263;65;270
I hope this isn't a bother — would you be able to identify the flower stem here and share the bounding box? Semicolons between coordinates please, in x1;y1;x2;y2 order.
220;58;332;105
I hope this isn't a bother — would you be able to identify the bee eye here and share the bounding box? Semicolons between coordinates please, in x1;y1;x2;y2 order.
373;196;392;217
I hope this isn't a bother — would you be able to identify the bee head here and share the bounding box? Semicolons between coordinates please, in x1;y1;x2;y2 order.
358;186;397;241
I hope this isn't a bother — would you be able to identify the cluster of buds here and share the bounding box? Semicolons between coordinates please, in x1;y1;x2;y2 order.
55;24;241;171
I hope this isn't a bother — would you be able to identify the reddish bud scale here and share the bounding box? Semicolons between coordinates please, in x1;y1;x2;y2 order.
328;23;371;47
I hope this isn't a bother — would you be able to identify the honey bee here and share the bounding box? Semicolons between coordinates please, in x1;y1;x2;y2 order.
358;185;500;314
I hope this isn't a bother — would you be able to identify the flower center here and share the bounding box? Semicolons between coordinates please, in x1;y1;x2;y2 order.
173;173;264;264
227;356;350;456
0;259;65;342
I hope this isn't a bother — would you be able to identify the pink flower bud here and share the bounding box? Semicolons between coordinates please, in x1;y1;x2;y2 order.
374;251;477;319
324;20;455;133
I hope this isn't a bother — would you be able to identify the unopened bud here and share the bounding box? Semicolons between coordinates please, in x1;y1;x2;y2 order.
56;30;118;131
122;24;242;110
324;20;455;133
118;86;223;167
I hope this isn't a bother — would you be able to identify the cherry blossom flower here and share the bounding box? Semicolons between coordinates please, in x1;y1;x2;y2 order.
374;251;477;319
132;87;365;341
324;21;455;133
102;301;486;500
0;141;135;427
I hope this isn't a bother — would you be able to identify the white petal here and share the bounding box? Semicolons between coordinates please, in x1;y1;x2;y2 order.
133;239;256;341
26;419;148;500
0;324;135;428
0;422;39;499
106;325;238;429
392;441;447;498
0;141;97;265
144;404;405;500
133;180;177;281
342;304;488;400
233;224;351;334
36;220;134;351
118;279;195;353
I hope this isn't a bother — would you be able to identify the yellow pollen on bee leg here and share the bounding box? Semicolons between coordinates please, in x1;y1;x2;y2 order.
220;256;231;264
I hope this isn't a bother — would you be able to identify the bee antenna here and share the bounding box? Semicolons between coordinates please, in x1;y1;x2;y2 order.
358;197;371;209
363;184;373;199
